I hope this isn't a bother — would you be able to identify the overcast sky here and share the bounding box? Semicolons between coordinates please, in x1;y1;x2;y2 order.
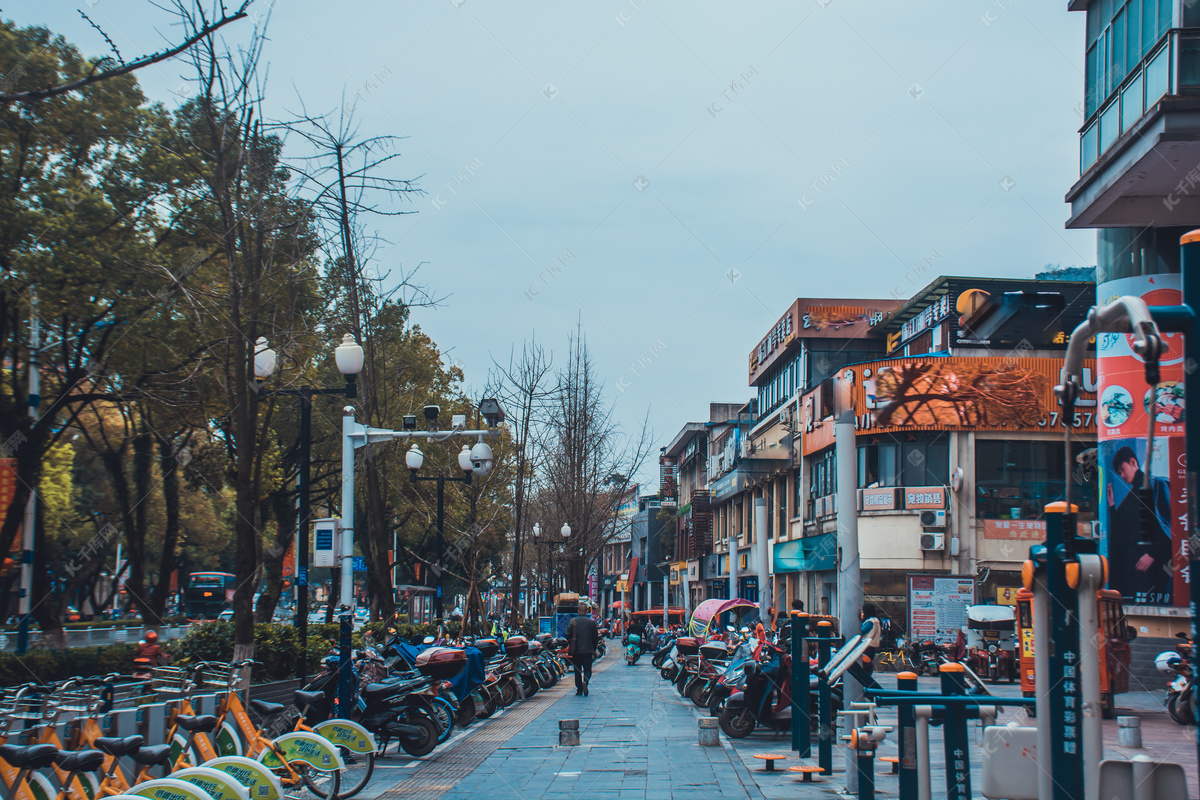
12;1;1093;486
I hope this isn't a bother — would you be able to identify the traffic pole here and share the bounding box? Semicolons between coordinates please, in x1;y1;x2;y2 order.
1044;502;1085;800
896;671;918;800
1181;230;1200;780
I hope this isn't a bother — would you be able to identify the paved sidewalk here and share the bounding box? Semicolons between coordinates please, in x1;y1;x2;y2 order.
356;657;1200;799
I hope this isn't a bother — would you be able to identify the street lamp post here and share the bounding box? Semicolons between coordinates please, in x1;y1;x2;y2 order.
406;436;476;619
531;523;542;616
253;334;364;686
339;400;503;715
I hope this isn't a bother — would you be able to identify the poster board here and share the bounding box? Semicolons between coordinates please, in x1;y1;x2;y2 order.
907;574;976;644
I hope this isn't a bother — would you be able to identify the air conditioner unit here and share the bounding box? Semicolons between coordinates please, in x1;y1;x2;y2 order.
920;509;948;529
920;532;945;551
779;406;792;425
740;440;753;458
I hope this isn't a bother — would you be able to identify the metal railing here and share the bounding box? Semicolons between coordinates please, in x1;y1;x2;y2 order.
0;624;189;651
1080;28;1200;173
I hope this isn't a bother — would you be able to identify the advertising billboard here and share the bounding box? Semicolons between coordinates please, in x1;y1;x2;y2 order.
907;574;976;644
1096;274;1186;607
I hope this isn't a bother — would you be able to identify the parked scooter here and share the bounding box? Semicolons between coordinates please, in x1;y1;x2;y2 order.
625;633;643;665
1157;632;1194;725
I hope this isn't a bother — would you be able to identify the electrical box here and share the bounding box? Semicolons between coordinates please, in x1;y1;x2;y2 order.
313;518;341;568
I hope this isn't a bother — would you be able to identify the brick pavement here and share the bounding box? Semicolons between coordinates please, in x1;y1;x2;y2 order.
357;656;1200;799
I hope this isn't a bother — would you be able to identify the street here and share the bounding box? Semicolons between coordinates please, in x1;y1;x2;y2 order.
338;654;1200;800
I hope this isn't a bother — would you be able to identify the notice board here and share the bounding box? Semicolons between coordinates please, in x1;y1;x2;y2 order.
907;574;976;644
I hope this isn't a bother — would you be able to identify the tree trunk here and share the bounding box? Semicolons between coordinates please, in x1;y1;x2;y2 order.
149;433;182;623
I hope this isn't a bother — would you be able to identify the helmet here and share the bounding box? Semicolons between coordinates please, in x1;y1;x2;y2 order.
1155;650;1182;674
144;630;158;643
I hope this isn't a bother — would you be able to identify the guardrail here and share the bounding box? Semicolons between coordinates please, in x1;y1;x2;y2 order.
0;624;190;651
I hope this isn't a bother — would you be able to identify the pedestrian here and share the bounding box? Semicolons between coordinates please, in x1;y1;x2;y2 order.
566;601;600;696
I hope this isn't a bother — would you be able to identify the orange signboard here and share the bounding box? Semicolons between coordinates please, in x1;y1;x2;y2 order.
903;487;946;509
748;298;900;384
849;356;1096;435
982;519;1091;540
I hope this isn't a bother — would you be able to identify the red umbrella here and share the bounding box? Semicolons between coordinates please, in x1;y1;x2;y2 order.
611;601;631;609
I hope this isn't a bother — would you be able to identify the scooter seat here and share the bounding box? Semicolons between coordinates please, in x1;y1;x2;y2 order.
94;736;145;757
0;744;59;769
130;745;172;766
250;699;286;716
294;690;325;709
56;750;105;773
175;714;218;733
362;679;425;703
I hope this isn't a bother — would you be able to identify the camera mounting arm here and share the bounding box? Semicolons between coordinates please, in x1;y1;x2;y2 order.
1056;295;1165;511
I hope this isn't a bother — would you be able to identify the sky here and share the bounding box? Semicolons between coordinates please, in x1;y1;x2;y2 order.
10;1;1094;487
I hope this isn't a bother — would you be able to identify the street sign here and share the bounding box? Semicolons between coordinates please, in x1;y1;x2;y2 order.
352;556;366;573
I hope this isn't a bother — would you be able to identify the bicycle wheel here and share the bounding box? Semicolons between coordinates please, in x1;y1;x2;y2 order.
296;763;340;800
329;746;374;800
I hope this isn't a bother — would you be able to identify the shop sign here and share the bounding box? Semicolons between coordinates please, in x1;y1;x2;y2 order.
903;487;945;509
898;294;951;346
860;488;896;510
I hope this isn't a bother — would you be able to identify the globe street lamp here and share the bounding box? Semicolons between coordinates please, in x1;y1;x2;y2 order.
255;333;363;684
406;433;490;620
339;400;503;714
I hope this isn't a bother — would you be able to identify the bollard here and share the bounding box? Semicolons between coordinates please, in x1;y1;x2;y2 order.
1117;716;1143;748
792;612;810;756
896;672;918;800
817;621;835;775
939;663;971;800
699;717;719;747
559;719;579;746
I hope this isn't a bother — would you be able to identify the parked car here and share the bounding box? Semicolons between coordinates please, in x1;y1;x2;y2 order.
217;609;234;622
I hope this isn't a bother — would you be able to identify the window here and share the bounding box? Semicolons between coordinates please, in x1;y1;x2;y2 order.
975;439;1097;520
807;448;836;519
858;433;949;488
1085;0;1175;126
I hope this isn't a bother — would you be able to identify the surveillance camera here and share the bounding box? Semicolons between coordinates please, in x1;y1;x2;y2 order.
470;441;494;476
479;398;505;428
423;405;440;423
402;415;418;431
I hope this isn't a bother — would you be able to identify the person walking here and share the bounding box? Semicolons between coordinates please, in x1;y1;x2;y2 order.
566;603;600;696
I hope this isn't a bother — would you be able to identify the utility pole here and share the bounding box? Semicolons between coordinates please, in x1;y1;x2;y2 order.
17;296;39;655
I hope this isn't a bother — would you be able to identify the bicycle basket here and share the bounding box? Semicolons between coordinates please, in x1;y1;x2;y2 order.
194;662;241;692
151;666;190;695
50;684;100;715
1;689;46;721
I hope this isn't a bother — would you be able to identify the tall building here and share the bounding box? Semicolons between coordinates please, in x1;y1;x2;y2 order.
796;277;1096;629
1067;0;1192;640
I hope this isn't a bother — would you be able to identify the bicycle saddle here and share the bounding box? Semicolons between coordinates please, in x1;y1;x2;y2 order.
130;745;172;766
249;699;286;716
294;690;325;709
94;736;145;757
55;750;105;773
175;714;219;733
0;744;59;769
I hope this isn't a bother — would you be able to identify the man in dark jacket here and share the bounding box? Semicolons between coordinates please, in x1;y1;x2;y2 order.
566;605;600;696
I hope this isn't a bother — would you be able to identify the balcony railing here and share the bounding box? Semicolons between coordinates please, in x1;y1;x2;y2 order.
1081;29;1200;173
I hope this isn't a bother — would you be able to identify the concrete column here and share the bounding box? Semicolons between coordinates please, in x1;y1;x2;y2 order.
835;377;862;795
755;498;769;620
729;511;739;601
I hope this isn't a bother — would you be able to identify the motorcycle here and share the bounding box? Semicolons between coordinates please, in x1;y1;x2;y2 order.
1158;633;1194;725
625;633;642;665
652;634;677;669
718;643;844;738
